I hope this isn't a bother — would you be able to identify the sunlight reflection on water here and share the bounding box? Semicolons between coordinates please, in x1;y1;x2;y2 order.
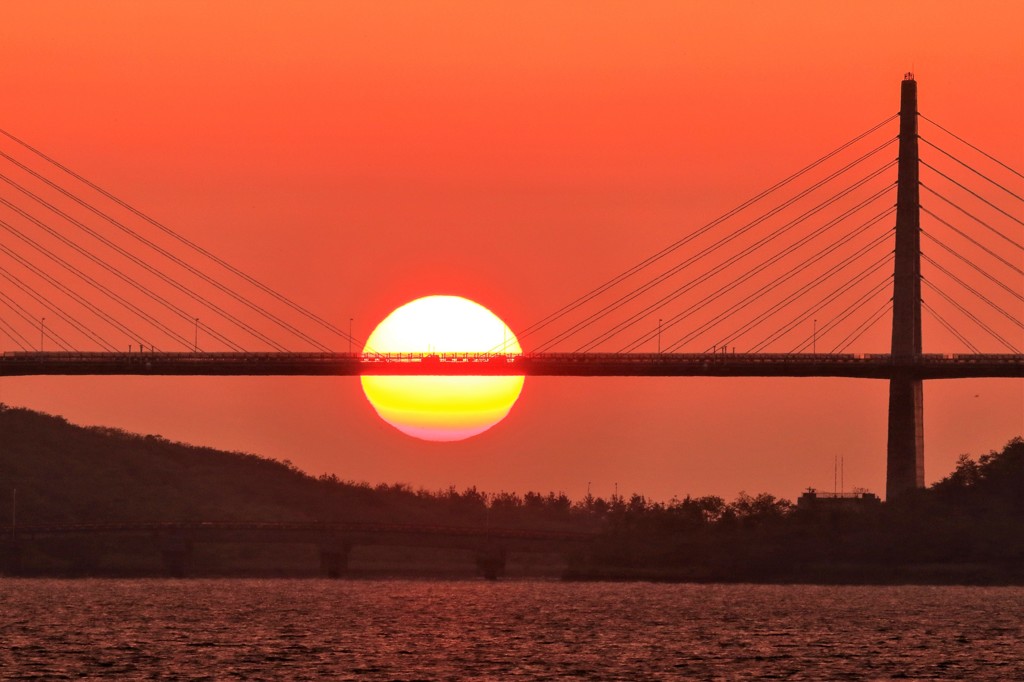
1;579;1022;679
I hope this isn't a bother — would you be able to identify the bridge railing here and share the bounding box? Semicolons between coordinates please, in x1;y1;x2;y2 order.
3;350;1022;364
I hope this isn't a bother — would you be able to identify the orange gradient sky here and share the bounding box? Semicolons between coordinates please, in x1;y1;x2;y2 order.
0;1;1021;501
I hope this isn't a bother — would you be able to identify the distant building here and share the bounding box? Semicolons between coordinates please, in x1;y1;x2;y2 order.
797;489;881;513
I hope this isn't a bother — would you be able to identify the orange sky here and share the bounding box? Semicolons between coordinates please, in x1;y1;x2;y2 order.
1;1;1021;501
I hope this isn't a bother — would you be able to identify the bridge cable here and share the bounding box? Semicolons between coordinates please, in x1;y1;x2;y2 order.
740;249;893;354
0;173;290;352
0;265;114;351
0;238;157;350
0;290;73;351
705;262;890;354
920;137;1024;203
618;203;896;353
921;160;1024;229
921;230;1024;304
698;215;896;353
607;189;897;353
921;279;1021;353
0;128;362;350
921;254;1024;330
919;185;1024;252
0;200;245;351
832;298;894;354
658;240;893;355
531;143;897;351
544;160;898;352
0;155;331;352
919;114;1024;181
921;299;981;354
788;275;893;353
734;251;894;354
0;315;31;351
618;202;892;350
0;166;303;351
0;269;100;351
824;289;891;354
920;206;1024;275
787;277;892;354
501;117;899;348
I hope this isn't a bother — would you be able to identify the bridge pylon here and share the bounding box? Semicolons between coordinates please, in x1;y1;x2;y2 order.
886;74;924;500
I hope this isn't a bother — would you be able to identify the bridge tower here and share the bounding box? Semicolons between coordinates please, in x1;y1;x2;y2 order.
886;74;924;499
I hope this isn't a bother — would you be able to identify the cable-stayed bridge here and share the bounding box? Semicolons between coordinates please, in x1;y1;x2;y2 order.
0;75;1021;499
0;351;1020;380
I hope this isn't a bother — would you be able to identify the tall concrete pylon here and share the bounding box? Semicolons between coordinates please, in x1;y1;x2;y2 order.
886;74;924;499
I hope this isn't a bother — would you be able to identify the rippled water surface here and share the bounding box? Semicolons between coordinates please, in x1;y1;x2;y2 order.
1;579;1022;679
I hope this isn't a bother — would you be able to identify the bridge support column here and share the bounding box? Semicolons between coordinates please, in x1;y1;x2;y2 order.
476;546;506;581
886;374;924;499
886;74;924;500
319;541;351;578
160;534;193;578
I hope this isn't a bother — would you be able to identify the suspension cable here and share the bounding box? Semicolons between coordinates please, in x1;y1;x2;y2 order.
833;298;893;353
703;217;895;353
920;137;1024;203
608;191;897;353
0;240;156;349
921;299;980;354
0;201;244;351
920;185;1024;251
0;173;290;351
0;126;364;350
921;160;1024;228
741;251;894;354
921;206;1024;275
624;206;895;354
0;154;332;352
919;113;1024;181
541;161;897;352
922;278;1020;353
789;276;893;353
0;292;68;350
922;254;1024;329
504;118;899;347
661;240;892;354
0;315;31;350
921;230;1024;304
0;268;103;351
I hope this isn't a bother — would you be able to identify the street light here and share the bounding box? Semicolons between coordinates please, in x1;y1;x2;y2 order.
813;318;817;355
194;318;199;352
39;317;45;351
658;319;662;353
349;318;353;354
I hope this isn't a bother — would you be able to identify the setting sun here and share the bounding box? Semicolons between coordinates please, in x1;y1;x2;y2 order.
361;296;524;442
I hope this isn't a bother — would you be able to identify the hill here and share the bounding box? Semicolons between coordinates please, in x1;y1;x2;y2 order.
1;403;1021;582
0;402;587;531
2;403;397;525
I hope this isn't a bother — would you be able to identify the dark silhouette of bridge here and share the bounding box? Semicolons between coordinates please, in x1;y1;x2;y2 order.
0;521;595;579
1;75;1021;500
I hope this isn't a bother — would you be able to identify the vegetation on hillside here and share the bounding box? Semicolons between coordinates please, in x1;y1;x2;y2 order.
2;403;1021;581
0;403;791;531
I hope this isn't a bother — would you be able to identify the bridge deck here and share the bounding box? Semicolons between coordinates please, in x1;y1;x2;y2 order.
1;351;1022;379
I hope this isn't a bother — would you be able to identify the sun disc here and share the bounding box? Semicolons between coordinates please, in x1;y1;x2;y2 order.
361;296;524;441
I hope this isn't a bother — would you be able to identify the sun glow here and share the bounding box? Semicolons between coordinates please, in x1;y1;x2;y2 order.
361;296;524;442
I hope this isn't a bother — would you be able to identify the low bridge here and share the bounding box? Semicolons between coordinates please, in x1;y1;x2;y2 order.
0;521;598;579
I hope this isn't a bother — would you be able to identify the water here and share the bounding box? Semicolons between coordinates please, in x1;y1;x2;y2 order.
1;579;1021;680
